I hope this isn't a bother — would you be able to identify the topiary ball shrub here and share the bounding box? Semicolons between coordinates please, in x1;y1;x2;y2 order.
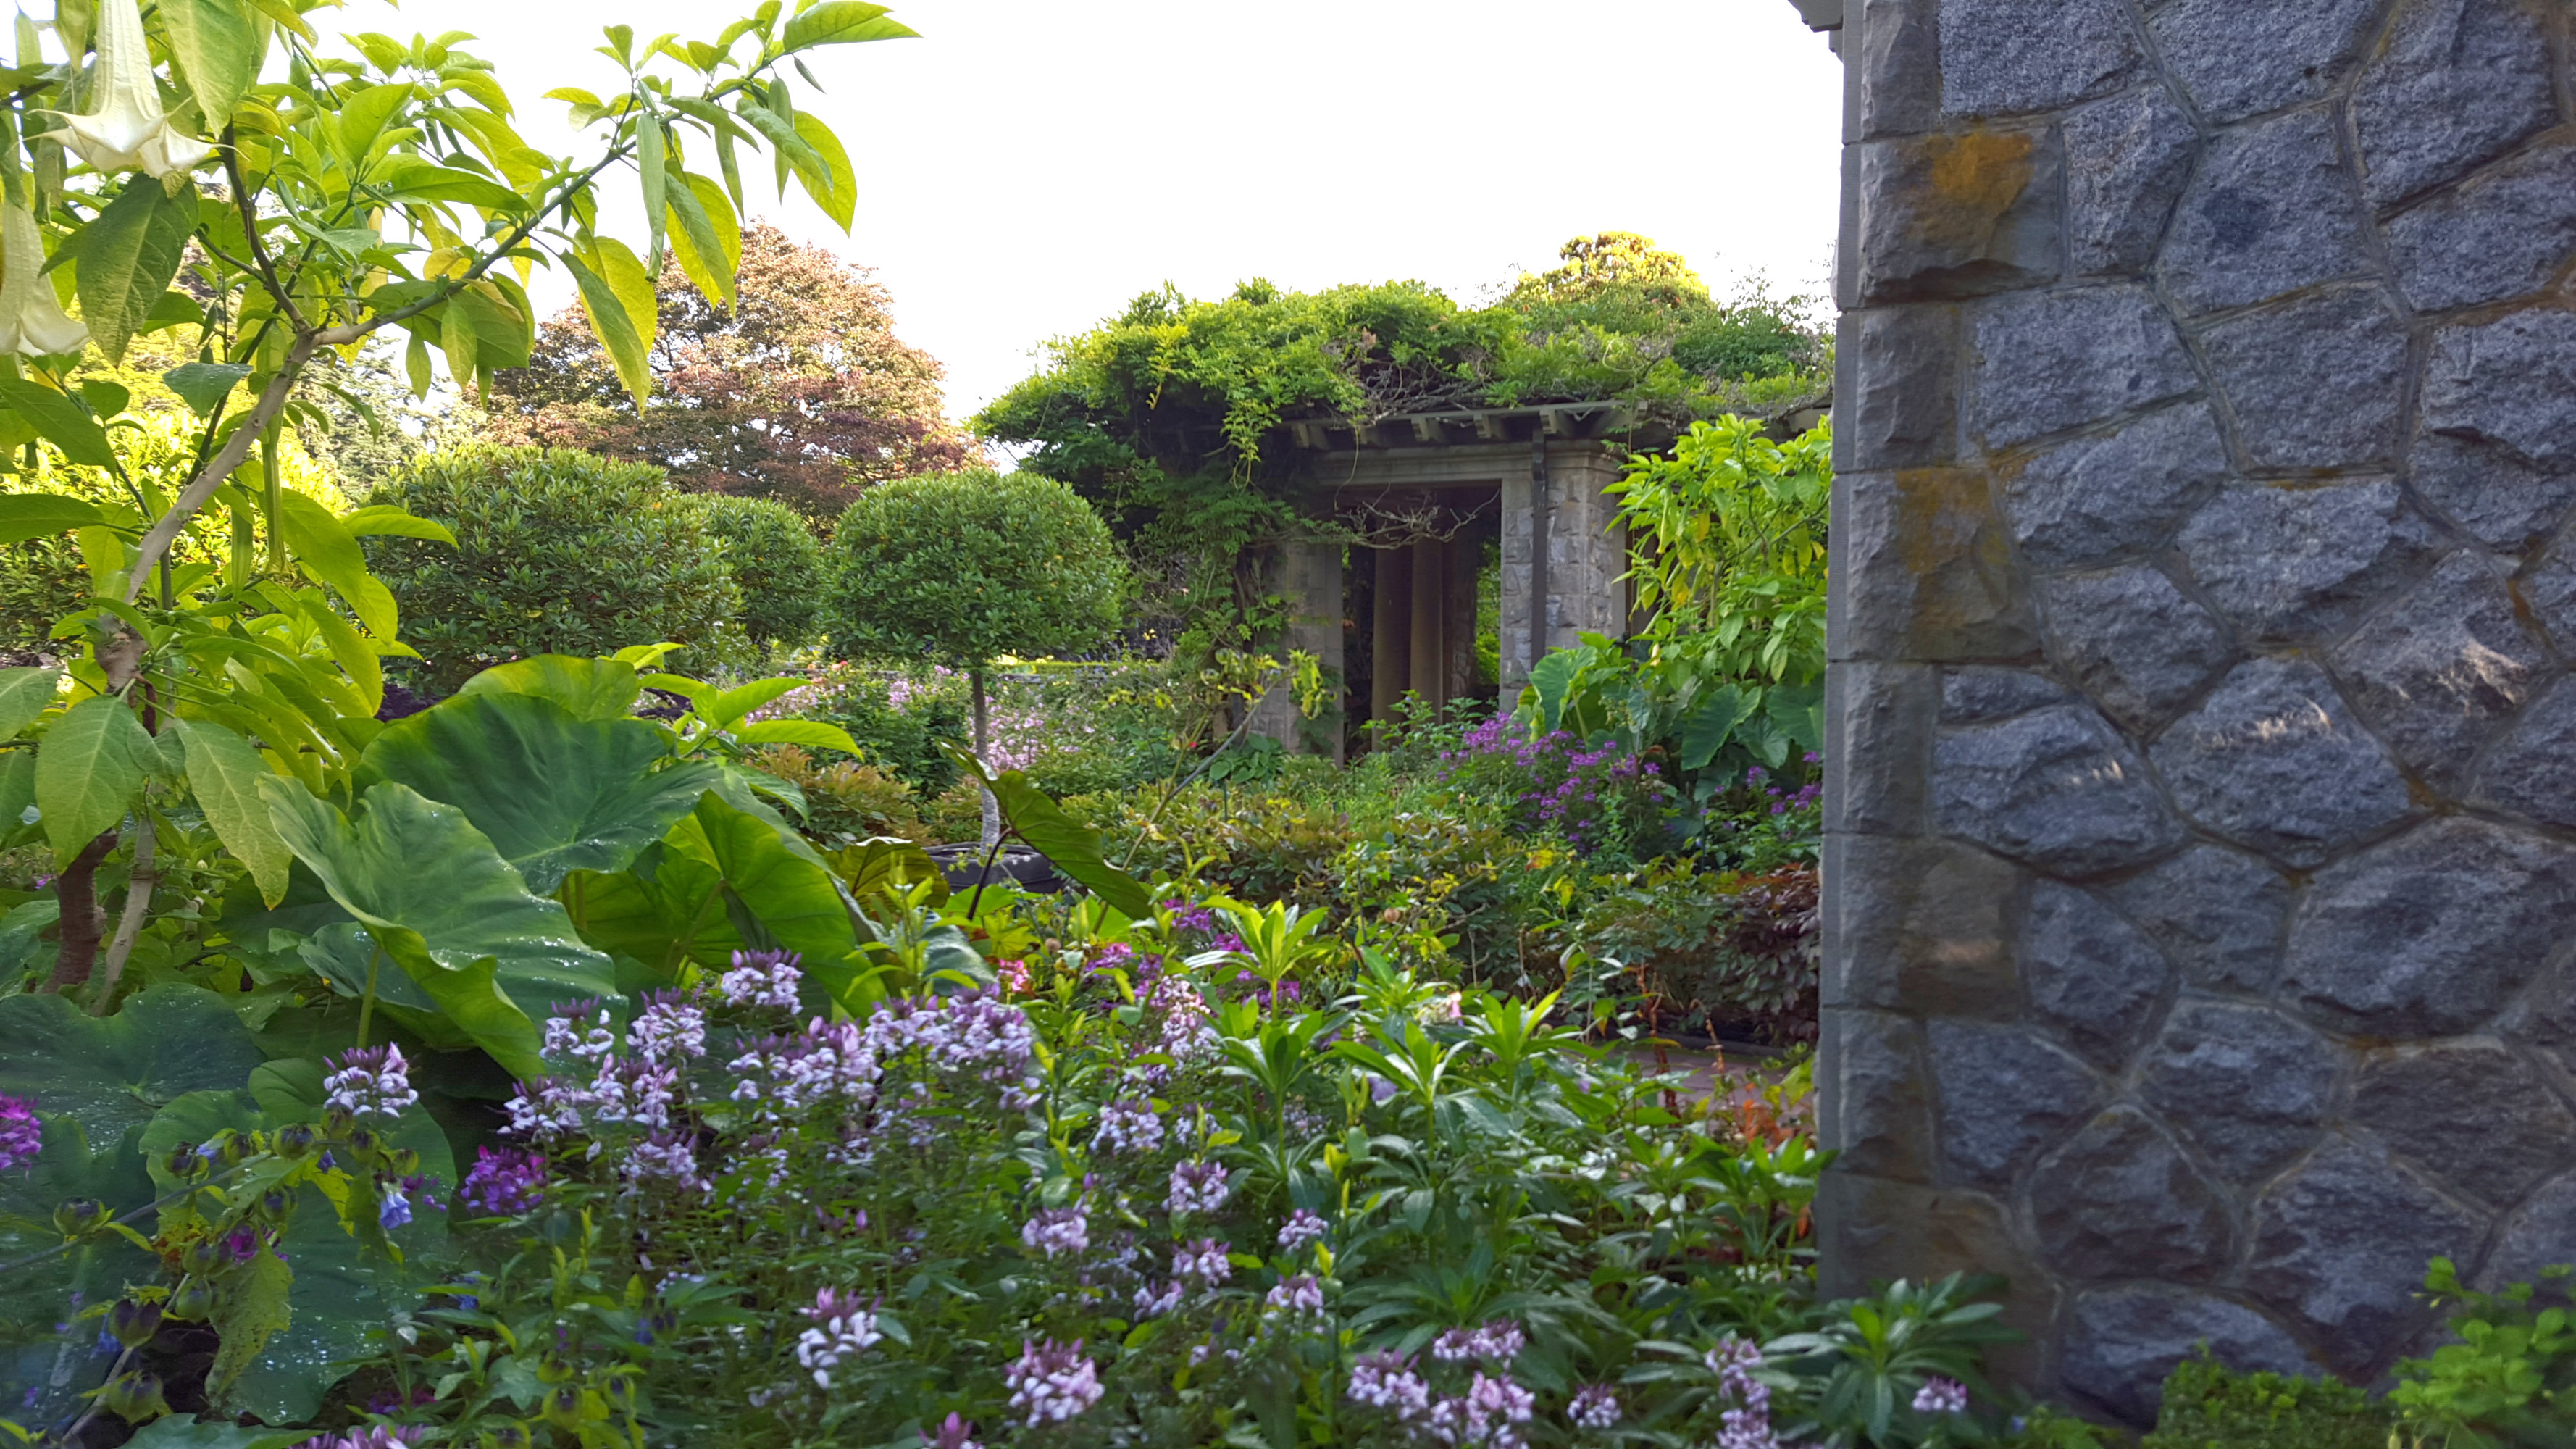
820;467;1125;672
690;494;825;651
367;446;749;693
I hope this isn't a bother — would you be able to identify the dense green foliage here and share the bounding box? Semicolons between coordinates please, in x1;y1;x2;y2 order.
2141;1353;2395;1448
690;493;828;651
821;468;1127;670
974;235;1827;653
367;447;751;693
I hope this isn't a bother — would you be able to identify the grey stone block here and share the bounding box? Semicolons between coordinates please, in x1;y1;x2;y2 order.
1829;661;1941;834
1811;1173;2059;1383
2149;658;2414;868
2174;480;2443;641
1858;128;2064;303
2479;1171;2576;1294
2469;680;2576;830
2351;0;2557;209
1939;0;2143;118
1941;666;2074;723
1844;305;1961;469
1858;0;1943;140
1999;400;2232;573
2505;964;2576;1087
1819;1009;1937;1182
2064;89;2200;277
2061;1286;2321;1426
1829;834;2027;1019
2388;143;2576;313
2033;1106;2233;1284
2328;551;2546;791
1933;703;2188;876
2197;287;2409;471
1927;1019;2104;1189
2412;430;2576;553
2038;564;2236;733
2157;109;2377;315
2023;882;2174;1069
2283;817;2576;1037
2140;1001;2342;1185
1971;285;2200;451
2146;0;2384;124
1836;467;2041;661
2109;845;2292;995
2351;1041;2576;1208
2423;309;2576;469
2248;1141;2485;1373
2525;539;2576;651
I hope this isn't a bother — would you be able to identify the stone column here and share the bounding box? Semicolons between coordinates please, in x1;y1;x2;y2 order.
1820;0;2576;1427
1247;540;1343;757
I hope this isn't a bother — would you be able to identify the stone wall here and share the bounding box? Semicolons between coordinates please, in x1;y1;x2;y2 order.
1817;0;2576;1424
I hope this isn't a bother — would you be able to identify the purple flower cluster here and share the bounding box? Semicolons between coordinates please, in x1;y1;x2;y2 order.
1705;1335;1777;1449
716;949;803;1011
628;993;707;1065
1263;1274;1324;1317
1143;974;1217;1066
1021;1206;1089;1258
623;1131;708;1195
1348;1351;1432;1419
795;1287;884;1388
919;1413;980;1449
1568;1383;1621;1430
1912;1376;1968;1415
1004;1338;1102;1424
1091;1097;1165;1156
322;1045;419;1121
1439;718;1659;852
1432;1320;1526;1366
1167;1160;1230;1216
1276;1208;1329;1253
290;1427;424;1449
457;1145;548;1216
0;1094;40;1172
1173;1237;1231;1286
1426;1372;1536;1448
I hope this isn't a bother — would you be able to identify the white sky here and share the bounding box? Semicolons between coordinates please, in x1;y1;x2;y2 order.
380;0;1847;422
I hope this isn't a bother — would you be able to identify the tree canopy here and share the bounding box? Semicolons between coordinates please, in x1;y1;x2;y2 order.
485;223;976;516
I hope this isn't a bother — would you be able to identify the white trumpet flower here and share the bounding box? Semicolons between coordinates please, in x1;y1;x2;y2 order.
49;0;214;178
0;201;89;356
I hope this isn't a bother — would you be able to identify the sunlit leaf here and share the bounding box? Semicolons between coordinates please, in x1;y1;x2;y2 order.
172;717;292;906
33;694;152;860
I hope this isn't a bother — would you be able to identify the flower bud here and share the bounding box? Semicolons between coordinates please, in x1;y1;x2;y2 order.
164;1143;204;1179
346;1128;377;1157
96;1371;170;1421
179;1237;224;1275
106;1298;162;1348
165;1278;216;1321
479;1422;528;1449
541;1385;585;1432
52;1198;104;1236
275;1124;317;1158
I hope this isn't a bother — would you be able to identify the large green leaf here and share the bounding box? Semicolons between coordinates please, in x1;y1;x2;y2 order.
0;493;102;545
34;694;154;859
120;1415;303;1449
780;0;917;51
565;792;861;996
225;1193;418;1423
0;985;268;1145
1677;683;1757;772
940;745;1150;918
172;717;292;906
273;490;396;639
74;178;199;364
357;692;721;894
261;779;617;1079
156;0;262;133
1526;648;1584;735
0;665;59;740
0;375;114;467
456;654;642;722
564;249;653;409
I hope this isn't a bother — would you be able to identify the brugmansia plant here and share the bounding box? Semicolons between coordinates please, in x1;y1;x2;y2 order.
0;0;911;1001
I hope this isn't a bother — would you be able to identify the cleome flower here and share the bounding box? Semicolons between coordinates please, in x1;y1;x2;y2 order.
1276;1207;1329;1253
1173;1237;1231;1287
1090;1096;1164;1156
46;0;215;178
1912;1376;1968;1415
1167;1159;1229;1216
794;1287;883;1389
1020;1206;1089;1259
456;1145;548;1216
1567;1383;1621;1430
716;949;803;1011
1347;1350;1431;1421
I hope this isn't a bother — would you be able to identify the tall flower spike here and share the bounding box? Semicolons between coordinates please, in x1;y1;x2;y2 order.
0;202;88;356
50;0;214;178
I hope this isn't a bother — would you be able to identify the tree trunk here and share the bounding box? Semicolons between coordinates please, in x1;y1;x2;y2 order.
43;829;122;993
972;667;1000;848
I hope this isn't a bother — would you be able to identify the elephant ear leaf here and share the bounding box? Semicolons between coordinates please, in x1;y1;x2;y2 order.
357;691;719;894
938;742;1151;919
0;985;267;1145
455;654;643;722
260;778;616;1079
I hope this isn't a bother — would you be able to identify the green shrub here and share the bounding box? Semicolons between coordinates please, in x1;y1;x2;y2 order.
747;745;929;846
690;493;825;651
806;672;971;796
821;467;1125;672
2141;1350;2393;1448
2389;1258;2576;1442
1580;861;1820;1045
366;446;749;693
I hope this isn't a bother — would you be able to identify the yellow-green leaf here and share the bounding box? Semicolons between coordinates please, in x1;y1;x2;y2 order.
780;0;916;52
565;250;652;409
663;170;739;311
791;112;856;232
171;717;290;906
0;666;61;740
159;0;264;132
34;695;151;860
